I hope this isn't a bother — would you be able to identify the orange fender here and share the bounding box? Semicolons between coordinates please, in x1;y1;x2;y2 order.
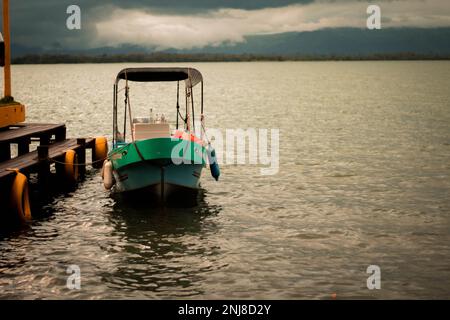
10;170;32;222
65;150;79;183
93;136;108;168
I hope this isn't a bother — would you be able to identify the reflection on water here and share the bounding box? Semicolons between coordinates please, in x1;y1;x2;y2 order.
102;190;223;297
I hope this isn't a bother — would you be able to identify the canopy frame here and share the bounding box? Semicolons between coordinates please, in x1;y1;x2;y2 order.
112;67;204;147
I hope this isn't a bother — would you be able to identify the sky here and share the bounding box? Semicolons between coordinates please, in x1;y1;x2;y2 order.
3;0;450;50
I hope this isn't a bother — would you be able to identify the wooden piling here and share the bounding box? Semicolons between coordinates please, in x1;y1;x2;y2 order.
37;145;50;193
17;137;30;156
40;133;50;146
55;126;66;142
0;142;10;161
77;138;86;177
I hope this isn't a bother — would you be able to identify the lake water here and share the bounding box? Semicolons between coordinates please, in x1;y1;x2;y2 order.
0;62;450;299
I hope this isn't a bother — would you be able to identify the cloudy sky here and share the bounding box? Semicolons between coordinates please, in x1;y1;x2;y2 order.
4;0;450;50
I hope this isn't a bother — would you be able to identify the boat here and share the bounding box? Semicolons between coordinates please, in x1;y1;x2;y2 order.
102;67;220;201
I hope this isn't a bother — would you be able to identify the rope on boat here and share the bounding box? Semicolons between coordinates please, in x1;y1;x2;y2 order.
124;71;134;143
176;79;184;126
200;114;211;146
49;156;108;166
177;107;187;125
123;71;145;162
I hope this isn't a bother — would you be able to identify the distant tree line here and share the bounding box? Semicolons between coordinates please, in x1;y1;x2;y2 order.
11;52;450;64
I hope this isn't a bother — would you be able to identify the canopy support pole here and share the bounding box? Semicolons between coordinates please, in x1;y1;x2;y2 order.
176;81;179;130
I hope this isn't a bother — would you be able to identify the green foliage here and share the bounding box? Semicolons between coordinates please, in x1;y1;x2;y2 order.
0;96;18;106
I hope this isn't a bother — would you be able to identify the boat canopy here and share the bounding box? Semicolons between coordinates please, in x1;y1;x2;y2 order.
115;67;203;87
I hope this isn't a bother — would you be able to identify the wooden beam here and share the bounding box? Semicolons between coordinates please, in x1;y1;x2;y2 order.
17;137;30;156
77;138;86;176
55;125;67;141
0;141;10;161
37;145;50;194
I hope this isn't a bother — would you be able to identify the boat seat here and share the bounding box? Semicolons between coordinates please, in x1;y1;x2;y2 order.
133;123;170;140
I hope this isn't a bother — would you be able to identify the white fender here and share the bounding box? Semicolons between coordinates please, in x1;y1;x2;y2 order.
102;160;115;190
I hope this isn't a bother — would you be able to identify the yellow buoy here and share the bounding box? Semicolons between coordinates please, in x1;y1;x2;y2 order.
64;149;79;183
10;170;32;222
93;136;108;168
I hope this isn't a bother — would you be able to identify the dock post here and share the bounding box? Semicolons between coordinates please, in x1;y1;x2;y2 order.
37;145;50;194
40;134;50;146
77;138;86;177
55;126;66;142
18;137;30;156
0;142;10;161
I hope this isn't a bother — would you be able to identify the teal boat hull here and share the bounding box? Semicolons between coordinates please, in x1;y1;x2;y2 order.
113;161;204;194
109;137;206;198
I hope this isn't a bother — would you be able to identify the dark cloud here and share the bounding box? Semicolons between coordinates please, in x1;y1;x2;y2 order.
3;0;313;48
2;0;450;51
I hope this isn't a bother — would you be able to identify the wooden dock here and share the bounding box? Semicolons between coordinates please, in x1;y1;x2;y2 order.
0;122;66;160
0;122;106;223
0;2;107;224
0;123;95;179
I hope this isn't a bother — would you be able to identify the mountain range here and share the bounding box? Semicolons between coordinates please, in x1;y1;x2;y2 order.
10;28;450;59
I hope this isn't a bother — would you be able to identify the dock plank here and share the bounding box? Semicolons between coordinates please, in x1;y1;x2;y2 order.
0;123;66;143
0;138;95;179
